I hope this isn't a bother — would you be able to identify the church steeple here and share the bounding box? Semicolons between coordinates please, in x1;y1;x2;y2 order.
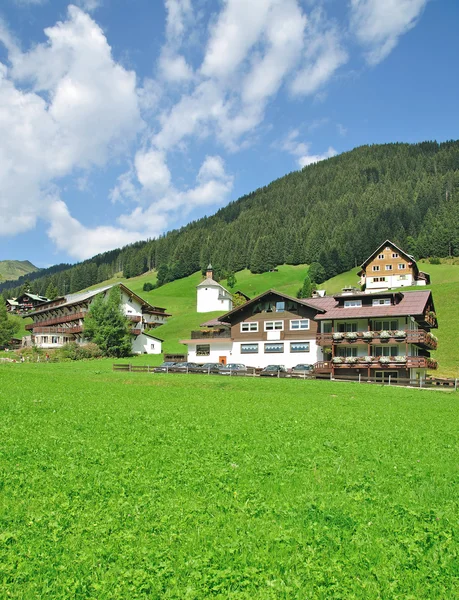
206;263;214;279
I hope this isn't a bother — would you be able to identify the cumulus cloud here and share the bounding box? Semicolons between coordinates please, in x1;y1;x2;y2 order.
281;130;336;168
350;0;429;65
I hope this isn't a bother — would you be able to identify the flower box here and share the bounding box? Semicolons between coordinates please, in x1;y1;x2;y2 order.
394;356;407;363
332;357;344;364
345;332;358;342
345;356;358;364
379;356;391;364
394;330;406;339
379;331;391;341
333;333;344;341
362;331;374;340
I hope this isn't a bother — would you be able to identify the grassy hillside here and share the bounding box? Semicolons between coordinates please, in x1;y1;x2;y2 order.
0;260;38;282
81;261;459;377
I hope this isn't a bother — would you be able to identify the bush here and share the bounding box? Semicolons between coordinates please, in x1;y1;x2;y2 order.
143;282;156;292
429;257;441;265
57;342;103;361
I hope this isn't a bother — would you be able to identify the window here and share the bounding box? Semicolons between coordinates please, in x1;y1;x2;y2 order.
290;319;310;330
375;371;398;383
52;336;59;344
291;342;310;353
197;344;210;356
372;265;380;272
374;346;398;357
373;320;398;331
344;300;362;308
399;275;408;280
372;298;390;306
385;265;393;271
264;321;283;331
241;343;258;354
373;277;387;282
398;263;406;270
322;322;332;333
42;336;48;343
338;323;357;332
150;344;155;350
392;253;399;258
378;254;385;259
240;322;258;332
275;301;285;312
264;343;284;353
337;347;358;358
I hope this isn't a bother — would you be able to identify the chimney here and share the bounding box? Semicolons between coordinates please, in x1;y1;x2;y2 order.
206;263;214;279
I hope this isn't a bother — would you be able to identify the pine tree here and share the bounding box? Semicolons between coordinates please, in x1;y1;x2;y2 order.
45;283;59;300
297;273;312;298
308;262;326;284
84;287;131;357
227;272;237;289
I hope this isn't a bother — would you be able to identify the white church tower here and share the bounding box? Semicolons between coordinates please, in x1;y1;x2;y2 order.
197;264;233;313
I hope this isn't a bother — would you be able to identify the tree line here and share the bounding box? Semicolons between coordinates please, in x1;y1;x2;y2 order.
2;139;459;301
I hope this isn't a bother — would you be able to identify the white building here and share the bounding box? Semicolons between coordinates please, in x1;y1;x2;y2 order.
197;264;233;313
25;283;170;354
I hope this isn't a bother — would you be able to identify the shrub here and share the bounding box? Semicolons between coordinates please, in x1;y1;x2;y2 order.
429;257;441;265
58;342;103;361
143;282;156;292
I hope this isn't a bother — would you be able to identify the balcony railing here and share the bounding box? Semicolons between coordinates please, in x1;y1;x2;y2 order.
28;311;86;329
31;326;83;335
316;330;437;350
127;315;142;323
190;329;232;339
327;356;437;370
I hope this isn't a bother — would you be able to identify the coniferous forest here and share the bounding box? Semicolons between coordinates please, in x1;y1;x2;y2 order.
2;140;459;299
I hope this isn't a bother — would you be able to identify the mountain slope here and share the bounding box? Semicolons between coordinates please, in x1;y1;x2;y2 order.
2;139;459;300
0;260;38;282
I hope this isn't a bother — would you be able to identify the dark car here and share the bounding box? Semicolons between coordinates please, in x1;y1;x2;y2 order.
290;364;313;377
219;363;247;376
195;362;223;374
169;362;200;372
260;365;287;377
153;361;177;373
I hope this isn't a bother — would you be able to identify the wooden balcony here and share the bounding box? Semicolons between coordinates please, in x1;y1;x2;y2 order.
316;356;438;373
190;329;232;340
127;315;142;323
32;326;83;335
316;330;437;350
28;311;86;329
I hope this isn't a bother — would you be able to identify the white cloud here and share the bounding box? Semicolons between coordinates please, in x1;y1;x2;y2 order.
350;0;428;65
290;10;348;96
134;149;171;194
0;5;142;254
281;129;336;168
158;51;193;83
76;0;102;12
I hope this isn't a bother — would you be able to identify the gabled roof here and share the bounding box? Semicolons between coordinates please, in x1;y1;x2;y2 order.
360;240;415;270
141;330;164;342
217;289;329;323
197;277;231;296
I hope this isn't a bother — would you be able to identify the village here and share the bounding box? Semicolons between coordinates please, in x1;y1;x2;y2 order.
5;240;441;386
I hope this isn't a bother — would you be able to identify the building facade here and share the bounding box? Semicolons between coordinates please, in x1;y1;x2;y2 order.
25;283;170;354
197;265;233;313
358;240;430;292
182;288;439;379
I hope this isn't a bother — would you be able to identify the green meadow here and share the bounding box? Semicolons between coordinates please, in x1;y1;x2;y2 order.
0;361;458;598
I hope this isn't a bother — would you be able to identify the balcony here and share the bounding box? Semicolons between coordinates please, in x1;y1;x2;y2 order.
28;311;86;329
127;315;142;323
32;326;83;335
316;330;437;350
190;329;231;340
323;356;438;371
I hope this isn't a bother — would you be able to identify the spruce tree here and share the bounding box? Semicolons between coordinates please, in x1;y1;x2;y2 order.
84;287;131;357
0;302;20;346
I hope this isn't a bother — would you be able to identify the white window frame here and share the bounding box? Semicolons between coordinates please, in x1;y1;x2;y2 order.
398;263;406;270
240;322;258;333
372;298;390;306
264;321;284;332
290;342;310;353
385;264;393;271
264;342;284;353
372;265;380;272
241;343;259;354
344;300;362;308
290;319;310;331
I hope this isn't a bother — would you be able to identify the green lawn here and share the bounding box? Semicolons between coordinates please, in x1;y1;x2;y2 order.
0;361;458;598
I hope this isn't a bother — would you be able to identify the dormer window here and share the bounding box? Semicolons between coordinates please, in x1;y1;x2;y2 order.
372;298;391;306
344;300;362;308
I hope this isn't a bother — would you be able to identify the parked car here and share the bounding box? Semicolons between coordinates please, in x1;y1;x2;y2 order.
260;365;287;377
290;364;313;377
195;362;224;374
219;363;247;375
169;362;200;372
154;361;177;373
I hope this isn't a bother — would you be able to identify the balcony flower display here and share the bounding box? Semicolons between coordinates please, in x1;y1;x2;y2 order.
379;356;391;364
394;330;406;339
345;356;358;364
394;355;407;363
332;356;344;364
380;330;391;341
345;332;358;341
362;331;374;340
333;332;344;341
359;356;374;363
427;332;438;343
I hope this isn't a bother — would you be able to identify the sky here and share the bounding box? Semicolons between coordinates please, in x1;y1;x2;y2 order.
0;0;458;268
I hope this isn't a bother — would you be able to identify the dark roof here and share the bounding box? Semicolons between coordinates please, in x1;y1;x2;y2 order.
217;289;328;322
360;240;415;269
199;317;230;327
315;290;435;322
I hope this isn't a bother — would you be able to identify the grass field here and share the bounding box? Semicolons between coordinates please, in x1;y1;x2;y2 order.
1;360;458;598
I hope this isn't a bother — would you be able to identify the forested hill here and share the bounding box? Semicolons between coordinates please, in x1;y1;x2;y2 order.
0;260;38;282
2;140;459;299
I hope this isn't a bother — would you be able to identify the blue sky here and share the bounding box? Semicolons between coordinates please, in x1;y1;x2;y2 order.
0;0;457;267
